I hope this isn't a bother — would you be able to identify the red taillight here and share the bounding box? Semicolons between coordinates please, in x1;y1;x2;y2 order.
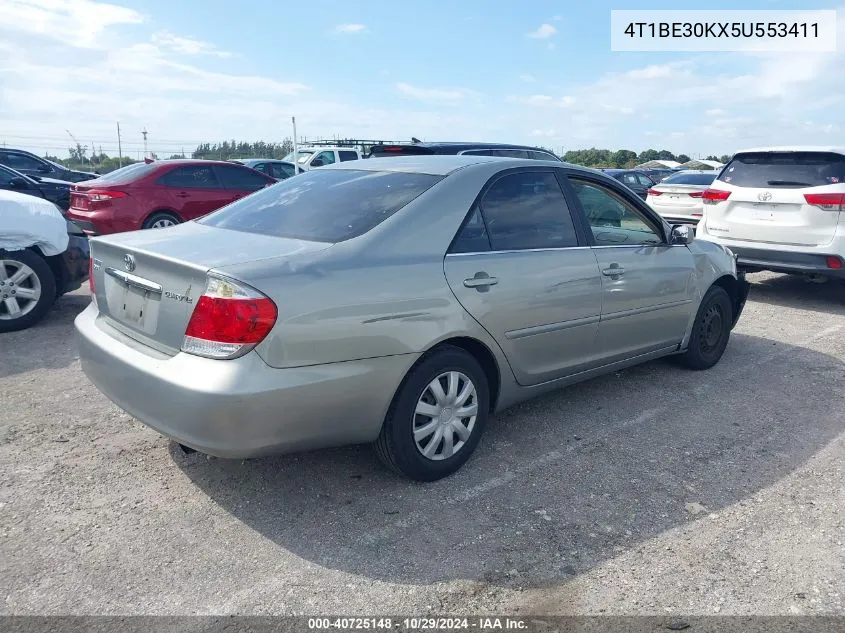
702;189;731;205
384;147;404;152
688;191;704;198
182;276;277;359
647;188;662;196
86;189;128;202
826;256;843;269
804;193;845;212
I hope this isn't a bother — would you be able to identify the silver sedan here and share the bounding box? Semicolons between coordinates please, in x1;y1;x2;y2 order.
75;155;749;481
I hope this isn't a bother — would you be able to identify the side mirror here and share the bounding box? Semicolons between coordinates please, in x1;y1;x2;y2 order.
310;158;324;168
37;165;52;174
671;224;695;245
9;177;29;189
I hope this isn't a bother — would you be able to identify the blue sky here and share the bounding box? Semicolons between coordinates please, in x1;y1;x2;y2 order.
0;0;842;159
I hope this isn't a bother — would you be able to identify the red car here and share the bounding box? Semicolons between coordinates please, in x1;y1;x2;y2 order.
66;159;276;235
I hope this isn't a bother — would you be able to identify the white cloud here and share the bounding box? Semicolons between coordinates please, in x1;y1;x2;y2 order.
395;82;469;104
0;0;143;48
151;31;231;58
510;94;575;108
705;108;726;117
527;24;556;39
334;23;366;34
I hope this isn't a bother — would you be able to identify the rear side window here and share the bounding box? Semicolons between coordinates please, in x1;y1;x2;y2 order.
719;152;845;188
476;171;578;251
339;151;359;162
663;172;717;186
215;164;272;191
198;169;443;242
158;165;220;188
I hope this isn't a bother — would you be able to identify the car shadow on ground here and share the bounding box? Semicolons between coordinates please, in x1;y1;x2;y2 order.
172;331;845;588
0;290;89;378
746;272;845;315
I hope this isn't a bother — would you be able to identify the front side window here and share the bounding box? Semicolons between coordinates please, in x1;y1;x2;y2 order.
3;152;45;171
270;163;295;179
198;169;443;243
636;174;654;187
312;151;336;167
0;166;20;185
477;171;578;251
569;178;662;246
158;166;219;189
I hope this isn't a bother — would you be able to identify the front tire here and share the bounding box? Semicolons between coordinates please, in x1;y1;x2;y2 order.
375;346;489;481
676;285;733;370
0;249;57;333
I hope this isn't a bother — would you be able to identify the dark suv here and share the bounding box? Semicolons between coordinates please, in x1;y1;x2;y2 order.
0;148;99;183
368;142;561;161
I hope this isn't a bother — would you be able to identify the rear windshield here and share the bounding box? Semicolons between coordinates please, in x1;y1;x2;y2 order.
90;162;159;184
718;152;845;188
662;172;718;186
198;169;444;242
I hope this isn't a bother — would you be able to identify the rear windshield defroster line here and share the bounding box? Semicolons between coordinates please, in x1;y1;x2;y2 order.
198;169;444;243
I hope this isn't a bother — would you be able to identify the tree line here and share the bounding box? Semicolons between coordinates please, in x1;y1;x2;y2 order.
560;148;732;169
43;140;732;174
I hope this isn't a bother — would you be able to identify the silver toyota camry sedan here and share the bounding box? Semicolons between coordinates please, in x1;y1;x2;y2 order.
75;155;750;481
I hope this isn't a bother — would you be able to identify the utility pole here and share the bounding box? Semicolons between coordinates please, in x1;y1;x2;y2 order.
116;122;123;167
142;127;148;159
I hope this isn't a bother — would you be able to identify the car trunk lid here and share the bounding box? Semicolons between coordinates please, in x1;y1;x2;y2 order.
90;221;332;354
651;184;706;208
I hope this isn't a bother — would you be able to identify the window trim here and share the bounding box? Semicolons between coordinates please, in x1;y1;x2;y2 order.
446;166;590;256
561;172;670;247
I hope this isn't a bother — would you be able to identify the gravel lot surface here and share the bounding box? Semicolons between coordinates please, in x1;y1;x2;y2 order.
2;272;843;616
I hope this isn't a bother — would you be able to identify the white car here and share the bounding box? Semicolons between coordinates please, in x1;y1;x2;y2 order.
645;170;718;225
282;146;361;171
697;146;845;279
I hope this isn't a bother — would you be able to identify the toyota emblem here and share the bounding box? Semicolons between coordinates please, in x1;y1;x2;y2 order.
758;191;772;202
123;254;136;272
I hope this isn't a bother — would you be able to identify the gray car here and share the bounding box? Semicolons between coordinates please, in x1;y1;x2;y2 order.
75;156;750;481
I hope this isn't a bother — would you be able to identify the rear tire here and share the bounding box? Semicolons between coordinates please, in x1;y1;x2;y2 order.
0;249;57;333
676;285;733;370
143;212;180;230
375;346;489;481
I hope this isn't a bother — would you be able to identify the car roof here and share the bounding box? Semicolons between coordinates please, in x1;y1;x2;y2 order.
372;141;556;152
734;146;845;156
151;159;252;167
319;154;593;177
296;146;358;151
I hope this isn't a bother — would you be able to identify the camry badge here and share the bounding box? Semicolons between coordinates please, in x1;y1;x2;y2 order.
123;254;136;272
758;191;772;202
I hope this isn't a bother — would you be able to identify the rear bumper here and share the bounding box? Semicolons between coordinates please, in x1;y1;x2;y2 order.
65;216;101;236
75;303;418;458
730;246;845;277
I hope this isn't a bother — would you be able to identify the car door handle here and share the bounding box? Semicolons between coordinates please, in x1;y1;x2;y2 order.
602;264;625;276
463;274;498;289
175;192;190;198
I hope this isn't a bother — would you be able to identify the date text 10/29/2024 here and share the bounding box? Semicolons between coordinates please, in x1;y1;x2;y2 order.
307;618;528;631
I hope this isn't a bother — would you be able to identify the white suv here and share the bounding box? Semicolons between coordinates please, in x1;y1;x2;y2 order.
283;147;361;171
697;146;845;279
